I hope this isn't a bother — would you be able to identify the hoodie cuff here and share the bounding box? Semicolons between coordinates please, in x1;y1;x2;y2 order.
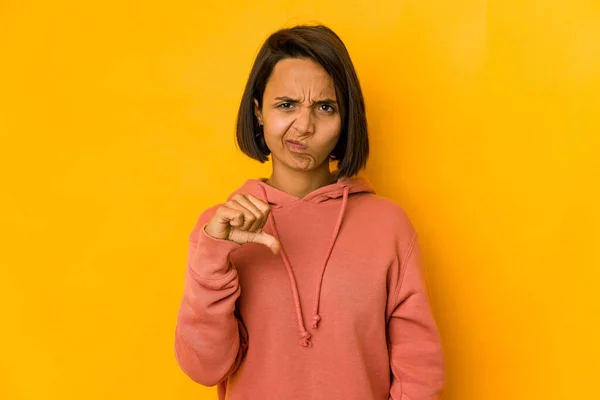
189;223;242;280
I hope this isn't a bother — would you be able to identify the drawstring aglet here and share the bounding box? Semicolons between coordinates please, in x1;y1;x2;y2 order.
300;331;312;347
311;314;321;329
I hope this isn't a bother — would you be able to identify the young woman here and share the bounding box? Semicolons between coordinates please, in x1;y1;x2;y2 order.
175;24;445;400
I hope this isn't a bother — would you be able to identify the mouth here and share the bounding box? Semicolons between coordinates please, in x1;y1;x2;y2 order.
286;140;308;152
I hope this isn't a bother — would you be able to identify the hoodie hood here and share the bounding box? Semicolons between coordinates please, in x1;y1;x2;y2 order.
226;174;376;347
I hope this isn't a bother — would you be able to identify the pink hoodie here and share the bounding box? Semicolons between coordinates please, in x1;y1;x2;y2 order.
174;176;445;400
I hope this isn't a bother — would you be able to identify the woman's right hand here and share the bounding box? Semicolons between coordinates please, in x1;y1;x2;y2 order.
204;193;281;255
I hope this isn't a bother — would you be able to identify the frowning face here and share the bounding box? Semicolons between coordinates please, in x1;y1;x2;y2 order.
254;58;342;173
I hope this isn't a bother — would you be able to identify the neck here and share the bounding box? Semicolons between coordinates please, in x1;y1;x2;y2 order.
267;162;335;199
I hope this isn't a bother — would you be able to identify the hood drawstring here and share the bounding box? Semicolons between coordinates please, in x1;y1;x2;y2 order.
257;184;350;347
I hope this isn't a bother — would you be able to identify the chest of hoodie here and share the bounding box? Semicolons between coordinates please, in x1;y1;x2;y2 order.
229;197;396;340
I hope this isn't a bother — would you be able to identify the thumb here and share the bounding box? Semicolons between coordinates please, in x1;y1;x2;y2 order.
247;231;281;255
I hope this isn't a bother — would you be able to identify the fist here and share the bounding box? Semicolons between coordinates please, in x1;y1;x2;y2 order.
204;193;281;255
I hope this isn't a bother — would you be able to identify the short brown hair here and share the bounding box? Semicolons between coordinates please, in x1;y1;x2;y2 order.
235;24;369;178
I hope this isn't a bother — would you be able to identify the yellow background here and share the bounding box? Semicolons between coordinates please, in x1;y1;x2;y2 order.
1;1;599;399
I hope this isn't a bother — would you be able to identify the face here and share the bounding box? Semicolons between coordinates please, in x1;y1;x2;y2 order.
254;58;342;173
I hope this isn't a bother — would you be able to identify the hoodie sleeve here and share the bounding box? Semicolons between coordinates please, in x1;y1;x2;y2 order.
387;230;445;400
174;206;247;387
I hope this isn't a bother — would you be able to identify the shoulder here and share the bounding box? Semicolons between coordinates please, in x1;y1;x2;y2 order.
352;192;416;236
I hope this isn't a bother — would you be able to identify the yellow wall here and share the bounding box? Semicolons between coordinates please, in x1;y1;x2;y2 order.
1;1;599;399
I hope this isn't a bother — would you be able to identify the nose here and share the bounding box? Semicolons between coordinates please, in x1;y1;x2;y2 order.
292;106;315;135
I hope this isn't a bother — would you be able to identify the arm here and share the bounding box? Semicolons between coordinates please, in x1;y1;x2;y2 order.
388;231;445;400
174;207;247;387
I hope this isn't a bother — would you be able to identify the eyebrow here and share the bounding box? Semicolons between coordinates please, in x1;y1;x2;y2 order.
274;96;338;105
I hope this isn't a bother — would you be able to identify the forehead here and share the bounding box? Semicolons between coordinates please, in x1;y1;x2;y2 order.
265;58;336;97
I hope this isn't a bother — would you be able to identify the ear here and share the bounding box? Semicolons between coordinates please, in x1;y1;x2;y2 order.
253;98;263;125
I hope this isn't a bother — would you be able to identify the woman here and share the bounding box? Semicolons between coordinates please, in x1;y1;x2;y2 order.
175;24;445;400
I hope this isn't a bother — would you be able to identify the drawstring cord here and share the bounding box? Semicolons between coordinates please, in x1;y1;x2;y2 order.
311;185;349;330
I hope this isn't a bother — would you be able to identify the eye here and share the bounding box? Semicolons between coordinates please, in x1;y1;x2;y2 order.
319;104;335;113
277;102;293;109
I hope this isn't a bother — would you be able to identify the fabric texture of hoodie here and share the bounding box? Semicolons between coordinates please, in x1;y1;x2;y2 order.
174;175;445;400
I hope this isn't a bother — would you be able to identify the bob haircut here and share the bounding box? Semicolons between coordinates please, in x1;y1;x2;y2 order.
235;24;369;179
